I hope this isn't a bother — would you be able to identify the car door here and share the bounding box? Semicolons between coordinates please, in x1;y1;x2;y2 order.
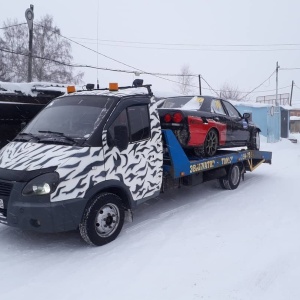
210;99;232;144
222;100;250;143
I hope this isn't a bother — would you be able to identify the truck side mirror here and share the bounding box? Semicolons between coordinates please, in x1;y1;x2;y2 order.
114;125;129;151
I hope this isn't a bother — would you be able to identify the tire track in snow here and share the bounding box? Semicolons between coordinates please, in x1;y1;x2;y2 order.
124;203;191;233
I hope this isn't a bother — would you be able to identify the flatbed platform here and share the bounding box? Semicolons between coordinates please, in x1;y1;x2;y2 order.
162;129;272;178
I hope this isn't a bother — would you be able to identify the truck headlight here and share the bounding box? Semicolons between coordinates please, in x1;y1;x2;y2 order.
22;172;59;196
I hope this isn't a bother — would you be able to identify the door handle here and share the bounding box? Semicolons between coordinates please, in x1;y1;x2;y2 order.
214;117;220;121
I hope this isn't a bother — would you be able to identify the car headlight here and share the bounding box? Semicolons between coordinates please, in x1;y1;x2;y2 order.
22;172;59;196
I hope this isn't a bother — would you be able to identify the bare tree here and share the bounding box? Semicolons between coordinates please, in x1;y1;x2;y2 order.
0;37;10;81
175;65;196;95
1;19;28;82
0;16;83;84
219;83;242;100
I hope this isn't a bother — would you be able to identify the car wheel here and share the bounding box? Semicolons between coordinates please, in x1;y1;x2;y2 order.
79;193;125;246
204;129;218;157
219;164;241;190
248;129;260;150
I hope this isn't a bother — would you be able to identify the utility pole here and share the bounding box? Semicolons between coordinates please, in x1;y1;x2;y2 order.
275;61;281;142
275;61;280;106
290;80;294;106
198;75;202;95
25;5;34;82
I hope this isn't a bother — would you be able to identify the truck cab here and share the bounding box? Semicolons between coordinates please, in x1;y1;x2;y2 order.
0;83;163;245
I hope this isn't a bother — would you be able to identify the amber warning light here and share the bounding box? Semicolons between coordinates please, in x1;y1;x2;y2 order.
67;86;76;94
109;83;119;91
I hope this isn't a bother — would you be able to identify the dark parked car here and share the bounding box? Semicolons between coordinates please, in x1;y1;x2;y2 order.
158;95;260;157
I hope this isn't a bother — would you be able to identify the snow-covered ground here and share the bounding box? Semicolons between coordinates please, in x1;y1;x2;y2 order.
0;135;300;300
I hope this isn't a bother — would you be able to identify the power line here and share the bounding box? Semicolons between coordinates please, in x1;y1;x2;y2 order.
1;47;291;95
1;44;293;97
0;23;293;97
33;23;215;90
240;71;276;100
49;41;300;52
200;76;219;96
67;37;300;48
0;23;27;30
0;47;138;73
249;85;291;93
0;45;216;92
281;68;300;71
32;23;300;96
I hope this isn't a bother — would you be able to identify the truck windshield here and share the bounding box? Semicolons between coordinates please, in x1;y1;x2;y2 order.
23;95;116;139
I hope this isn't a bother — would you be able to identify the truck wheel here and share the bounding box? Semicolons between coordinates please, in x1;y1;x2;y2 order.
79;193;125;246
204;129;218;157
219;164;241;190
248;129;260;150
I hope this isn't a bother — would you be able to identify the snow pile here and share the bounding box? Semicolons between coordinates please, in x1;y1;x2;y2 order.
0;138;300;299
290;116;300;121
0;82;70;96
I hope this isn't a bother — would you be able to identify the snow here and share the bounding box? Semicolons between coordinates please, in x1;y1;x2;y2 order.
0;135;300;299
0;81;70;96
290;116;300;121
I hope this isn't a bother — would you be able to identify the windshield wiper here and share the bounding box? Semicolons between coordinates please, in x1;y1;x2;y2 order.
38;130;78;145
14;132;40;142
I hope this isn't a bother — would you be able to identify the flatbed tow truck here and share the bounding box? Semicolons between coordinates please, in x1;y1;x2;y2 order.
0;82;272;246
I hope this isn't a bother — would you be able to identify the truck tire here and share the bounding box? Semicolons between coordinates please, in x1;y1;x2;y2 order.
79;193;125;246
219;164;241;190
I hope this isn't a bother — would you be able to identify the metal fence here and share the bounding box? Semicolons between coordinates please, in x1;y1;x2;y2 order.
257;93;290;106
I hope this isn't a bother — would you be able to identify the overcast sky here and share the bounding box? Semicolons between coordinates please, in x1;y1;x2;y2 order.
1;0;300;103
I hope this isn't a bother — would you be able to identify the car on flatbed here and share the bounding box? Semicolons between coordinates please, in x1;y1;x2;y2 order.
158;96;260;157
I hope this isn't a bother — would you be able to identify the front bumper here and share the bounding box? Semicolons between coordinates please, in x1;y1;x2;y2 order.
0;181;88;233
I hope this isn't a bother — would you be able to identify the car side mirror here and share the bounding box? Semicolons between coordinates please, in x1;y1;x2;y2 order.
243;113;250;119
114;125;129;151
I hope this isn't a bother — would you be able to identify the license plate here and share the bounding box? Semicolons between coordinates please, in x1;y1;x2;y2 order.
0;199;4;209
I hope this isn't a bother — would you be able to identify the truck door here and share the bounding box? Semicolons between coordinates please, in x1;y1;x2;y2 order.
103;99;163;201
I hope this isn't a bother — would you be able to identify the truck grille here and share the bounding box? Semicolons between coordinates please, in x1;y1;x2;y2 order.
0;181;13;220
0;181;13;197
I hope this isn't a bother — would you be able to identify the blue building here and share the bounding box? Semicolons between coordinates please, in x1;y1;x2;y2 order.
230;101;289;142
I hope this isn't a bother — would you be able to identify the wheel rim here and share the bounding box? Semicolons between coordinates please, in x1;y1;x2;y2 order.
95;203;120;238
231;166;240;185
205;130;218;156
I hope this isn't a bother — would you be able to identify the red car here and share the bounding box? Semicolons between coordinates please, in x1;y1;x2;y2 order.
158;96;260;157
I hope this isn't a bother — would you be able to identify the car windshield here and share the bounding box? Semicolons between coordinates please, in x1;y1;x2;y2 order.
161;96;192;108
23;95;116;139
162;96;204;110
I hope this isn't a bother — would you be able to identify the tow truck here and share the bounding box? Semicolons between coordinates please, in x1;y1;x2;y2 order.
0;81;272;246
